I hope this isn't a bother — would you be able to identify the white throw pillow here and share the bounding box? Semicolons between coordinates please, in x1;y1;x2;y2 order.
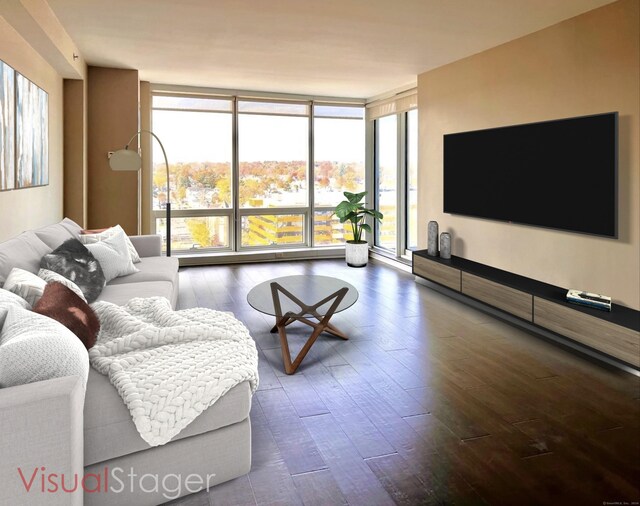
0;288;32;310
0;305;89;389
3;268;46;307
85;229;139;282
79;225;141;263
38;268;87;303
0;287;32;331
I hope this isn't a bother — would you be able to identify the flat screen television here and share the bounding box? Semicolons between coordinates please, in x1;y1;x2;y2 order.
443;112;618;237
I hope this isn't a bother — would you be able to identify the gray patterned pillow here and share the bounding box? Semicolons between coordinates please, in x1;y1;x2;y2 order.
40;239;106;303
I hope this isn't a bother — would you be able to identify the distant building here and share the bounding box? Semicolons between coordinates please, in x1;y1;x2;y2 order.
313;212;353;245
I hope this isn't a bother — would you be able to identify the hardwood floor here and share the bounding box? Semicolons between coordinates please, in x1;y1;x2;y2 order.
166;259;640;506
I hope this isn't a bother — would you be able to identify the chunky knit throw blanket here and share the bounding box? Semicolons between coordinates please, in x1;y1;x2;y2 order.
89;297;259;446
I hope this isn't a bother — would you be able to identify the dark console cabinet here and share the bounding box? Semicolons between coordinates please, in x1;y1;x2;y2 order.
412;250;640;369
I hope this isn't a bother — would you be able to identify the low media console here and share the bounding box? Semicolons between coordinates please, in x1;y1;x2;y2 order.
412;250;640;370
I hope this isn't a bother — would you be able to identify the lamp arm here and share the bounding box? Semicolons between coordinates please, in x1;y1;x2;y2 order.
125;129;170;193
125;129;171;256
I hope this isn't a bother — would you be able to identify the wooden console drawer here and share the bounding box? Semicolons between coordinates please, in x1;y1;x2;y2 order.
534;297;640;367
413;256;461;291
461;272;533;321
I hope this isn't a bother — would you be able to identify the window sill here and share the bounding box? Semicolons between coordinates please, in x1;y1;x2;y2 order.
175;246;346;266
369;248;412;273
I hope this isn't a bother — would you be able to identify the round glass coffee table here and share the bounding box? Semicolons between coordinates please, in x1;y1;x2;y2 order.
247;275;358;374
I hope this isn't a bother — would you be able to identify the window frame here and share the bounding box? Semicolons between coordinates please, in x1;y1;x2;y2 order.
312;103;366;247
405;109;419;253
150;93;235;253
150;90;366;254
371;107;418;260
235;97;312;252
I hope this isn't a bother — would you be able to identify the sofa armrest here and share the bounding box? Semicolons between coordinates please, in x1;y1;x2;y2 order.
0;376;84;505
129;234;162;258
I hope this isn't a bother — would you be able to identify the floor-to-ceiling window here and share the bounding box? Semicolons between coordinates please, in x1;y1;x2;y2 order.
370;91;418;259
151;91;365;254
313;105;365;246
374;115;398;251
238;100;309;248
152;95;233;252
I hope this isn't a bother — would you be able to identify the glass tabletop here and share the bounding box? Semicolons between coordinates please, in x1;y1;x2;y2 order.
247;275;359;317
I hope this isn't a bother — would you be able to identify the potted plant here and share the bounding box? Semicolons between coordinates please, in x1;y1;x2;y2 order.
335;191;383;267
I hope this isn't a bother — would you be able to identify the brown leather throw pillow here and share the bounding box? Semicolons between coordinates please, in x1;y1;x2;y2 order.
33;282;100;350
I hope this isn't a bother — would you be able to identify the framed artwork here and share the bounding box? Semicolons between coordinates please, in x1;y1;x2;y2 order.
16;72;48;188
0;60;15;191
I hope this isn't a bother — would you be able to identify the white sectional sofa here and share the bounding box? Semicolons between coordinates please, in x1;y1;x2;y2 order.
0;219;252;506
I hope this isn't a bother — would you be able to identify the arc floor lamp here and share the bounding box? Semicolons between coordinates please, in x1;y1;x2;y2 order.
109;130;172;256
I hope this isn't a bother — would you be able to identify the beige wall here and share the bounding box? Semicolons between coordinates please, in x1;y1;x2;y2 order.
87;66;140;235
418;0;640;309
0;15;64;242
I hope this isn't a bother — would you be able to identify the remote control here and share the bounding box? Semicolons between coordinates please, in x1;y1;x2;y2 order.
578;292;610;304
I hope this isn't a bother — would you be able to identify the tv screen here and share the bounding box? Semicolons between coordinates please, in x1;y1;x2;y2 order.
443;112;617;237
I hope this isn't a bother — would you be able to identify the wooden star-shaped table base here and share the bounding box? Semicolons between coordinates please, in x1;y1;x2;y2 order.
269;281;349;374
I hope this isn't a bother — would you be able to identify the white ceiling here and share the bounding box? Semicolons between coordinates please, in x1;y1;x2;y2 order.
48;0;615;99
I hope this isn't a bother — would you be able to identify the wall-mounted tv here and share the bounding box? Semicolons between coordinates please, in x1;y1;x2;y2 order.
443;112;617;237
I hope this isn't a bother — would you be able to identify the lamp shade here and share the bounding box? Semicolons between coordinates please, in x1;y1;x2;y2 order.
109;149;142;171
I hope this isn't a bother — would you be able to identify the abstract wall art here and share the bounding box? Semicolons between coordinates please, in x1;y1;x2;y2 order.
16;72;48;188
0;60;15;191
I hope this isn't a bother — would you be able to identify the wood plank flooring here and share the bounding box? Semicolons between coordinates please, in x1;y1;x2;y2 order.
165;259;640;506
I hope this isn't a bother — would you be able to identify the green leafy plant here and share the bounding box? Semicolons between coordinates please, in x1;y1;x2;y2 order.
335;191;383;243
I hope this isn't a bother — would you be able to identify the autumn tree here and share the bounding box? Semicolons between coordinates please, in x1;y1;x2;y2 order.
215;176;231;206
186;219;211;248
153;167;167;190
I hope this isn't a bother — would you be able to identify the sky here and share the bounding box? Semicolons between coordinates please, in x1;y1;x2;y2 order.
151;110;365;165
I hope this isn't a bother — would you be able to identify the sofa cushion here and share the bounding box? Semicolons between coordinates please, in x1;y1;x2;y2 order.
0;232;52;285
128;234;162;258
33;222;77;250
33;282;100;350
40;239;106;303
96;280;174;306
3;268;47;306
0;305;89;389
60;217;83;237
84;368;252;465
106;256;179;286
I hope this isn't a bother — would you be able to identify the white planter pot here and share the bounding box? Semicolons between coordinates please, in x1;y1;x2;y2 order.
345;241;369;267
